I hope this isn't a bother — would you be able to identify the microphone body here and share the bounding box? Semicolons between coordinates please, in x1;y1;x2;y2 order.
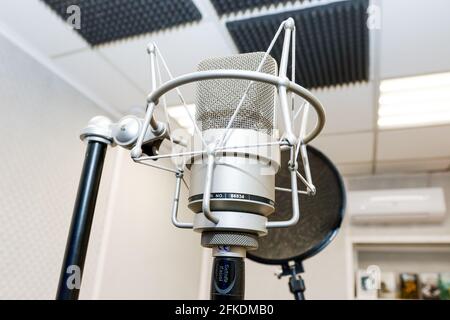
188;129;279;217
187;52;279;300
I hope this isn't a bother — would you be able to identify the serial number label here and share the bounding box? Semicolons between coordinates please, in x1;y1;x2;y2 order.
218;304;274;315
228;193;245;199
175;304;274;317
189;193;274;206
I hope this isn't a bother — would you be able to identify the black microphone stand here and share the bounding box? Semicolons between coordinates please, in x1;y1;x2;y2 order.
56;116;118;300
55;113;173;300
56;139;108;300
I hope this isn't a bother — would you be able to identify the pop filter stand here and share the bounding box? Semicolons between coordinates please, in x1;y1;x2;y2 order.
278;260;306;300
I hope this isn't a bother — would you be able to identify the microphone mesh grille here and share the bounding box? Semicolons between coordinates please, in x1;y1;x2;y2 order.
196;52;277;133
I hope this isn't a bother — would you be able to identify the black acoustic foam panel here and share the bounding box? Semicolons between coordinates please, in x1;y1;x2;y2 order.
42;0;202;46
211;0;307;16
227;0;370;89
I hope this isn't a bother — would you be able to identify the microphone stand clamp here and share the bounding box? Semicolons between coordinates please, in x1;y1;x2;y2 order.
276;260;306;300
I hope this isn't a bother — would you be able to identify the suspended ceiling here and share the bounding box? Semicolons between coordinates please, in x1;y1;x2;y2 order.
0;0;450;176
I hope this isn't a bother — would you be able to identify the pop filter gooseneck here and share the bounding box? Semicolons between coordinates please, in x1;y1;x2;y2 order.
247;145;346;300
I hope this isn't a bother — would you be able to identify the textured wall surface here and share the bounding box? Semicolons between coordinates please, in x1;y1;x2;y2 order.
0;31;203;299
92;150;203;300
0;32;115;299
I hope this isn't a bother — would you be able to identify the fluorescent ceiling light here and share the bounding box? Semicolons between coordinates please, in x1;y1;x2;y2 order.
167;104;196;135
378;72;450;129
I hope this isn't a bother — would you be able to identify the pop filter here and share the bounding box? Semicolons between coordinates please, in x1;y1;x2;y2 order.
247;145;346;299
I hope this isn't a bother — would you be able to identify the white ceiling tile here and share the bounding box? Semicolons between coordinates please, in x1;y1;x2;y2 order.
310;132;374;164
54;51;145;113
307;82;375;135
376;159;450;174
380;0;450;79
0;0;87;57
99;21;235;106
336;163;373;177
377;125;450;161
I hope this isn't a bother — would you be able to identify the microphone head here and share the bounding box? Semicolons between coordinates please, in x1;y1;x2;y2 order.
196;52;277;133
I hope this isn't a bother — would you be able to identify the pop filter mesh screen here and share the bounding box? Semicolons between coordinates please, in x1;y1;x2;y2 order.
248;146;345;264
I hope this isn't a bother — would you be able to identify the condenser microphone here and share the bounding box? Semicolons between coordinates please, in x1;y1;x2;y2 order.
187;52;280;300
59;17;327;301
189;52;278;215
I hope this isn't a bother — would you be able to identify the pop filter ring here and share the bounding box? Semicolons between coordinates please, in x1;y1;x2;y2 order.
247;146;346;265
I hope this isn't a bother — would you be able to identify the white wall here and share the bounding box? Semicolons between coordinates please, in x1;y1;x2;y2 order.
86;150;203;299
0;30;115;299
0;28;203;300
245;230;349;300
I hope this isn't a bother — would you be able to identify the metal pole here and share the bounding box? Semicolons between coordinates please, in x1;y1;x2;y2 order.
293;288;305;301
287;263;306;301
56;140;108;300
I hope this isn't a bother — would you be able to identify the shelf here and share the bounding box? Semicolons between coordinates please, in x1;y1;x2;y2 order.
346;236;450;300
349;235;450;245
